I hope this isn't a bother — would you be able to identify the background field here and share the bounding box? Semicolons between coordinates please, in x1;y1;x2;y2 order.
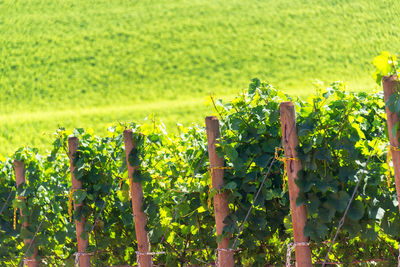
1;0;400;156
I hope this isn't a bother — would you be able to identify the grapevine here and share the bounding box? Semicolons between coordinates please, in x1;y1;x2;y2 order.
1;58;400;265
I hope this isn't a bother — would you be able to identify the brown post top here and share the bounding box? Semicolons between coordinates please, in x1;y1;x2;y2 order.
68;137;90;267
382;76;400;216
280;102;312;267
14;160;39;267
123;129;152;267
205;116;234;267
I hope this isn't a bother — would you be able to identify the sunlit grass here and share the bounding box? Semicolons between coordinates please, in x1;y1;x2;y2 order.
0;0;399;156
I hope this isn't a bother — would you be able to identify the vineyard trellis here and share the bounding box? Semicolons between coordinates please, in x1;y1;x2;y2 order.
1;53;400;266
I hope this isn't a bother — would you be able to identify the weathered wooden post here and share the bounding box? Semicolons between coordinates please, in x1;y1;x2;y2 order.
14;160;39;267
279;102;312;267
68;137;90;267
383;75;400;212
205;116;234;267
123;130;152;267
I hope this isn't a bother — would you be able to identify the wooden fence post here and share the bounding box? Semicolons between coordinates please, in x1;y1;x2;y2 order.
205;116;234;267
383;75;400;213
279;102;312;267
14;160;39;267
68;137;90;267
123;130;152;267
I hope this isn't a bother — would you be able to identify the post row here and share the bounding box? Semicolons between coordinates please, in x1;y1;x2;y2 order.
12;75;399;267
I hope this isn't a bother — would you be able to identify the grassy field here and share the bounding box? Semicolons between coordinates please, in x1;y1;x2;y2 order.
1;0;400;156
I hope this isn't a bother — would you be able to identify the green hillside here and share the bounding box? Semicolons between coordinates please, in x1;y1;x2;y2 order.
1;0;400;156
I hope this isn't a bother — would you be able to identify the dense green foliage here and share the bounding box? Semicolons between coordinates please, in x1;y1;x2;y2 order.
214;80;291;265
1;0;400;156
2;75;400;266
296;83;399;265
0;147;75;265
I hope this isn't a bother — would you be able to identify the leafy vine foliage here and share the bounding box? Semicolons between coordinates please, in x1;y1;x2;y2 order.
0;156;19;261
213;79;292;265
1;146;74;265
1;68;400;265
296;83;398;265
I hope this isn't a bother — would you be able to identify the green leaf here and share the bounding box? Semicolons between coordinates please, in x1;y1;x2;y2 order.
304;220;328;241
307;194;321;213
343;219;362;237
80;231;88;241
326;191;350;212
319;203;336;223
392;122;399;140
361;225;378;241
338;167;356;183
224;145;238;161
254;154;271;168
386;93;398;113
128;148;141;167
132;170;151;183
314;147;332;162
382;218;400;236
395;100;400;115
147;134;160;143
224;181;237;190
74;190;87;205
347;200;364;221
216;234;223;244
149;228;162;243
